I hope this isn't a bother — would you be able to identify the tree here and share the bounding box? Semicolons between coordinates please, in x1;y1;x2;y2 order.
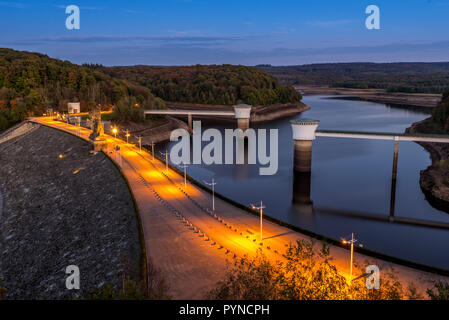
102;64;302;106
208;239;415;300
427;281;449;300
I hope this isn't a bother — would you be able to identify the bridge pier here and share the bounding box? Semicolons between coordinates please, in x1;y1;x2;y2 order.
290;119;320;173
389;137;399;219
233;104;252;131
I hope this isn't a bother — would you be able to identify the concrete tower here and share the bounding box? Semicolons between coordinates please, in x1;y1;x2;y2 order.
290;119;320;173
233;104;252;131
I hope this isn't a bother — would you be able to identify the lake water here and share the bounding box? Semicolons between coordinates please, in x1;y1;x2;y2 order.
158;95;449;270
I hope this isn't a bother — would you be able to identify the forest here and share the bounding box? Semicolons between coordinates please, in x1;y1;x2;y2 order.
430;89;449;131
0;49;302;132
0;48;163;132
259;62;449;94
99;64;302;106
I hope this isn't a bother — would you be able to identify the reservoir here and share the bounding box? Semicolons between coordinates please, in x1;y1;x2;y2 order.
158;95;449;270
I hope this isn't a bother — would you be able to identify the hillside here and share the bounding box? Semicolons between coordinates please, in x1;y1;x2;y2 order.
100;64;302;106
258;62;449;94
0;48;161;132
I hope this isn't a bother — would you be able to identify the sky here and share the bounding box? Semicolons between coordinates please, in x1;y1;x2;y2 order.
0;0;449;66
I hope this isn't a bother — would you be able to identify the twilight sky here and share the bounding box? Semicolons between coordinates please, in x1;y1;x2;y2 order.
1;0;449;66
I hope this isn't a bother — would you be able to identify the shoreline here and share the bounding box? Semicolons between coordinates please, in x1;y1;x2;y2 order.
166;101;310;123
407;118;449;213
296;85;441;108
134;101;310;144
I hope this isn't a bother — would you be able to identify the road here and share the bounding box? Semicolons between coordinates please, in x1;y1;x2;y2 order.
31;116;448;299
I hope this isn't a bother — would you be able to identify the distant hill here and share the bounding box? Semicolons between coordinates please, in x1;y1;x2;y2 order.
258;62;449;94
0;48;159;131
100;64;302;106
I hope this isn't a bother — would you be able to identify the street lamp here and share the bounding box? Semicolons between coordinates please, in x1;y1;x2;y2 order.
149;142;155;161
160;150;169;173
204;178;217;212
112;127;118;139
136;135;143;152
251;201;265;241
125;129;130;144
341;233;363;283
180;163;188;189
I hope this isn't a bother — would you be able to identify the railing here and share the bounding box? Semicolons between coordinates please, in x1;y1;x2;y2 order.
316;129;449;143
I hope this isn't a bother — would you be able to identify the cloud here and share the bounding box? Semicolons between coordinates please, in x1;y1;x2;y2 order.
0;1;26;8
55;4;103;10
8;34;270;47
306;19;359;28
5;34;449;66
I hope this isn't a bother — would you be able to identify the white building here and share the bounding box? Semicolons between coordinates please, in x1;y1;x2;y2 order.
68;102;81;114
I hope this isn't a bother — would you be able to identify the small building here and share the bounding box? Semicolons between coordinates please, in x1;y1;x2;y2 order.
68;102;80;114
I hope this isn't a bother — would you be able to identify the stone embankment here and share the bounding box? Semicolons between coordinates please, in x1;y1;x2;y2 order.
0;123;141;299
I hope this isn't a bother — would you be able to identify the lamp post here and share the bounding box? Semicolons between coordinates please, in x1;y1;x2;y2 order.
112;127;118;139
149;142;155;161
136;135;143;152
204;178;217;212
180;163;188;189
251;201;265;241
341;233;363;283
160;150;169;173
125;129;130;144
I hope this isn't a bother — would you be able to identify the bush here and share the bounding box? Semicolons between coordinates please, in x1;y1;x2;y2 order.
427;281;449;300
208;239;417;300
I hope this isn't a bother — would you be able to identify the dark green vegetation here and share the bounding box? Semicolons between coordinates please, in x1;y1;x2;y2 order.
259;62;449;94
86;275;171;300
100;64;302;106
209;239;447;300
427;281;449;300
0;48;161;132
430;90;449;131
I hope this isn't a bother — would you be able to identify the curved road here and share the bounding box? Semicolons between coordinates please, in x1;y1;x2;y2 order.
31;116;448;299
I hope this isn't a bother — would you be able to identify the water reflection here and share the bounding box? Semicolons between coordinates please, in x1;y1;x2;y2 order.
293;172;313;205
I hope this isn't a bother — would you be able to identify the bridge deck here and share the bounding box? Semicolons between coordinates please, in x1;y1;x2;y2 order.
144;109;235;116
316;130;449;143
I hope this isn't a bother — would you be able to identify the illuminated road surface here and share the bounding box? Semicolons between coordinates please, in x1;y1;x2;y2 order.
31;117;448;298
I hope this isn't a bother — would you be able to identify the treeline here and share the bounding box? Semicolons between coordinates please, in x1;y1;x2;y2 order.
258;62;449;94
100;64;302;106
430;89;449;131
0;48;163;132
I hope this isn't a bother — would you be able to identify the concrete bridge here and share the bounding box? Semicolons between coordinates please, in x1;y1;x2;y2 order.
291;119;449;221
290;119;449;174
144;104;252;131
